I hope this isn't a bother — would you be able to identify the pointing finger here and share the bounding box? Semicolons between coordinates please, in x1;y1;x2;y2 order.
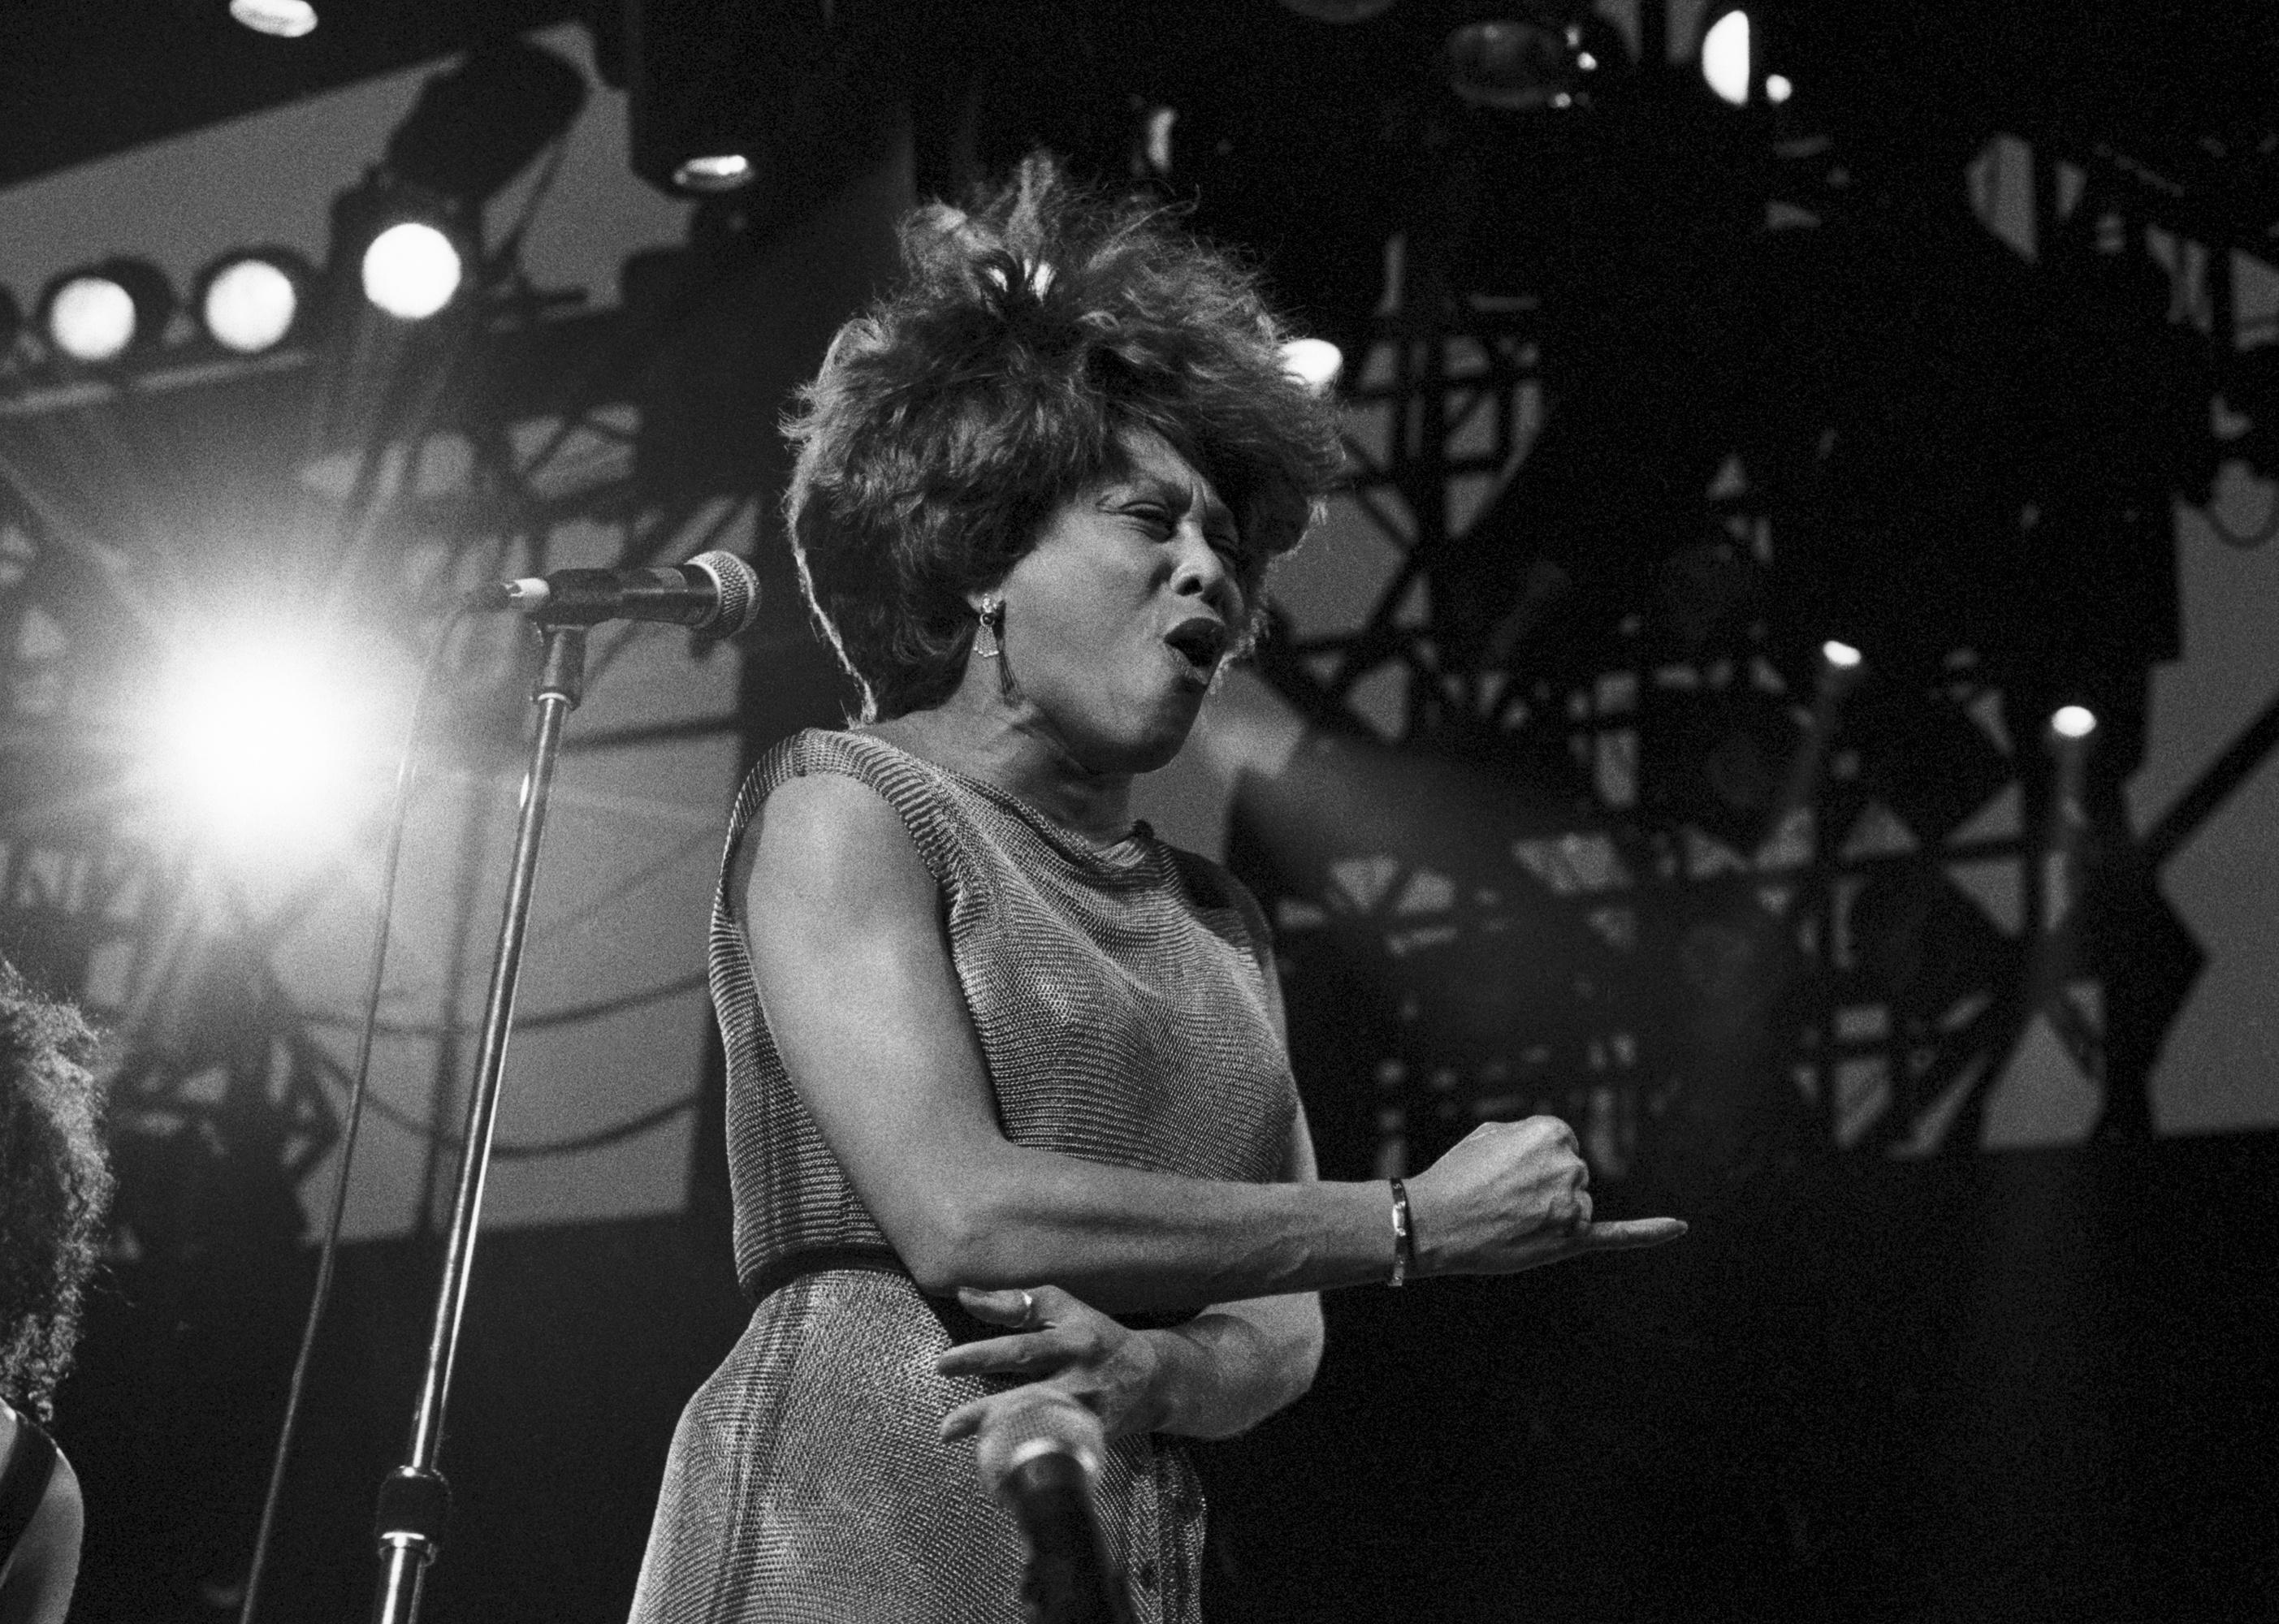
1580;1216;1689;1250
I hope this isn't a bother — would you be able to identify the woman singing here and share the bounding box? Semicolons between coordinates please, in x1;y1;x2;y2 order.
630;157;1683;1623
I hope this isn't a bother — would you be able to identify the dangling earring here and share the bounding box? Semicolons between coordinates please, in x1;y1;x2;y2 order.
973;595;1005;660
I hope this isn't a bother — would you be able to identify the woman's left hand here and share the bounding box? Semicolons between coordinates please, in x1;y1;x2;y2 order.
936;1285;1170;1444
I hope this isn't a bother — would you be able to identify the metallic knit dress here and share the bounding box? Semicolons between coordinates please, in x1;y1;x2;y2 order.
628;728;1300;1624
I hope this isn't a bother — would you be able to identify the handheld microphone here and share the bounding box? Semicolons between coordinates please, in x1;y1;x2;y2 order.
975;1389;1136;1624
467;550;760;635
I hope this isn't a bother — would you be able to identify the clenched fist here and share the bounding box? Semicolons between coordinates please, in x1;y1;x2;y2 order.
1405;1116;1685;1276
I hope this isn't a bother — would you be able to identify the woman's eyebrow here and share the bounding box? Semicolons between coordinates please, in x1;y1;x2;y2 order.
1101;473;1238;539
1095;473;1165;507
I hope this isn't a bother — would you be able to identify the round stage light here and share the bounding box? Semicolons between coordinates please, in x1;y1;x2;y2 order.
1445;18;1581;112
674;153;755;194
1703;9;1751;105
50;278;135;361
196;251;313;354
230;0;317;37
361;222;463;320
1766;73;1793;104
39;261;175;363
1280;338;1345;396
1820;638;1862;670
2050;705;2097;740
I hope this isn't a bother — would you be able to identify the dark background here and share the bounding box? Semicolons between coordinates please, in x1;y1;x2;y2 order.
54;1138;2278;1621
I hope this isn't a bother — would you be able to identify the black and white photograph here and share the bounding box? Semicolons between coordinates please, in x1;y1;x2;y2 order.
1;2;2273;1619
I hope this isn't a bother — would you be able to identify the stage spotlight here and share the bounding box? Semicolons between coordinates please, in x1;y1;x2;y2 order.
37;259;175;363
229;0;317;37
1281;337;1344;396
675;153;755;193
1821;638;1862;670
2050;705;2097;741
384;39;587;207
361;221;463;320
154;626;378;855
327;175;478;323
1444;17;1597;111
1702;8;1751;105
47;279;133;361
194;249;314;354
322;40;584;325
1765;73;1792;103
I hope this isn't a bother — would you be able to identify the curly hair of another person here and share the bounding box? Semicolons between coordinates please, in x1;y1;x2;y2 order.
783;153;1346;720
0;961;113;1423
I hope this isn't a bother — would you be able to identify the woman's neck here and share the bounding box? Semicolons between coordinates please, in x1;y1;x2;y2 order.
869;699;1137;847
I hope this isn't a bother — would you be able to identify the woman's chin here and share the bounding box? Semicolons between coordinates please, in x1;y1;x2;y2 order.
1069;703;1201;778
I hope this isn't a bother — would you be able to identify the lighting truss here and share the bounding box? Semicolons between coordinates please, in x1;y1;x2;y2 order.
1233;140;2245;1189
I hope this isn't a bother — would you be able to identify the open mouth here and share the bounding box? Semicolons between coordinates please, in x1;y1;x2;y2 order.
1163;617;1229;676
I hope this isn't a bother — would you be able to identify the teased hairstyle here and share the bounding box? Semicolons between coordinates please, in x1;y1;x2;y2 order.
0;961;112;1423
783;154;1345;720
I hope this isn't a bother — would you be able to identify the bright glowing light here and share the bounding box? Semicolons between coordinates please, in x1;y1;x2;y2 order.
155;629;376;854
1144;107;1177;175
361;222;463;320
2051;705;2097;740
1821;638;1862;670
674;153;755;193
1703;9;1751;106
1280;338;1344;396
46;275;138;361
201;257;301;353
1766;73;1793;103
230;0;317;37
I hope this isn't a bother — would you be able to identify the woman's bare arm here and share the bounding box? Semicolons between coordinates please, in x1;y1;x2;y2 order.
1140;1100;1327;1437
939;1105;1329;1441
744;771;1680;1315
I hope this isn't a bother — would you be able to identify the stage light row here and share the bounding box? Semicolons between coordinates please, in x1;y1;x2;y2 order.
2;220;468;369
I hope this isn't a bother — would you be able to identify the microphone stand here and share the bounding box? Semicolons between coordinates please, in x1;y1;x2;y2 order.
370;623;586;1624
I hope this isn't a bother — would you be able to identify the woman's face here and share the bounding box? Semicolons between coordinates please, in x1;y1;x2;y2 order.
987;429;1246;775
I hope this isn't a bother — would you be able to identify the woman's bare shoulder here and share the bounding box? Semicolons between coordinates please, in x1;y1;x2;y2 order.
743;769;935;914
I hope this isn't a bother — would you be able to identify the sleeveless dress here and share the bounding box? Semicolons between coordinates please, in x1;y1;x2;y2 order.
0;1410;59;1570
629;728;1299;1624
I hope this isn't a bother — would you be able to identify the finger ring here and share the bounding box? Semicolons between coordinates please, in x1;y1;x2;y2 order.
1018;1289;1036;1327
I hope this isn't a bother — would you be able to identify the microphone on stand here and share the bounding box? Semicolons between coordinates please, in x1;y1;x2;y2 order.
465;550;760;635
975;1389;1137;1624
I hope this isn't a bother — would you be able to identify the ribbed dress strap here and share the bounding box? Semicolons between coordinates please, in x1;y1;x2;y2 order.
0;1414;58;1567
718;729;972;904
